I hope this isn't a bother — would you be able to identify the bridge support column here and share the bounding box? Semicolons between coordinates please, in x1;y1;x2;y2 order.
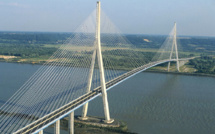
80;1;114;124
96;1;114;124
80;48;96;120
85;1;113;124
167;42;174;72
168;22;180;72
38;130;43;134
54;120;60;134
69;112;74;134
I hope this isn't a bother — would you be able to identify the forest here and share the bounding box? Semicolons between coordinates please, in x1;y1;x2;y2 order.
0;32;214;74
0;32;215;56
189;55;215;74
0;32;73;58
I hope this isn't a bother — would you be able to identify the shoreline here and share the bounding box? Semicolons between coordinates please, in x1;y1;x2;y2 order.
1;61;215;78
145;69;215;78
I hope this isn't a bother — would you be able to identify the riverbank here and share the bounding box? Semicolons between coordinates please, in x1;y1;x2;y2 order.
1;60;215;78
146;69;215;78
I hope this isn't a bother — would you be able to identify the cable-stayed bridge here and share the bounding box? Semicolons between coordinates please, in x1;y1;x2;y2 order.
0;1;193;134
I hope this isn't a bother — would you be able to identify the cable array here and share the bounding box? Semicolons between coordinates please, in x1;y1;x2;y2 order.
152;25;187;62
0;8;186;134
0;10;98;134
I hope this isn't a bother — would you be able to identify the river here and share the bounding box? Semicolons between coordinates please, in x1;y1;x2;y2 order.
0;62;214;134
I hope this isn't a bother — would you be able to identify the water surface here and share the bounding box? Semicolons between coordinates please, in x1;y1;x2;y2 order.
0;62;214;134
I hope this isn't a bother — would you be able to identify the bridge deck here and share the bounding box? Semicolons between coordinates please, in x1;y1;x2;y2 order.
14;58;192;134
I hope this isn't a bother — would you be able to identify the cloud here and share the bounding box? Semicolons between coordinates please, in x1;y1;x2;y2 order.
0;2;29;8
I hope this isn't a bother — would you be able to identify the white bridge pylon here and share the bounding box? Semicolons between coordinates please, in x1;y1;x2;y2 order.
1;1;186;134
79;1;114;124
167;22;180;72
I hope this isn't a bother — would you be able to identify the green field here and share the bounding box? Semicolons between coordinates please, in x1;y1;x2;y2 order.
0;32;214;75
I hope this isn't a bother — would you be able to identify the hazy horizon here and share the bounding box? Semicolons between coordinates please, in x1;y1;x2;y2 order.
0;0;214;37
1;30;215;38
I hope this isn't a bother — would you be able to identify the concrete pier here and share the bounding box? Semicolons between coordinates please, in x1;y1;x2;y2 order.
38;130;43;134
69;112;74;134
54;120;60;134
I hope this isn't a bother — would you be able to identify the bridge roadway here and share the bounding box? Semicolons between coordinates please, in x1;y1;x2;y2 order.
14;58;190;134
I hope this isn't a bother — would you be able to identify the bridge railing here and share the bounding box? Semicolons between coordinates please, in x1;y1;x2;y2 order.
13;57;193;134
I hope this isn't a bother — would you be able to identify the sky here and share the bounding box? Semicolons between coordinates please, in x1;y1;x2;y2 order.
0;0;214;36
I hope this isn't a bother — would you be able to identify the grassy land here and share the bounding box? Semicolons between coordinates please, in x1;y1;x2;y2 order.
149;62;197;73
0;45;197;63
0;45;214;77
43;44;202;55
148;57;215;77
0;32;214;76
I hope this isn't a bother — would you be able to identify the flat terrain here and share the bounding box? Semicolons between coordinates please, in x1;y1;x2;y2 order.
0;32;214;75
